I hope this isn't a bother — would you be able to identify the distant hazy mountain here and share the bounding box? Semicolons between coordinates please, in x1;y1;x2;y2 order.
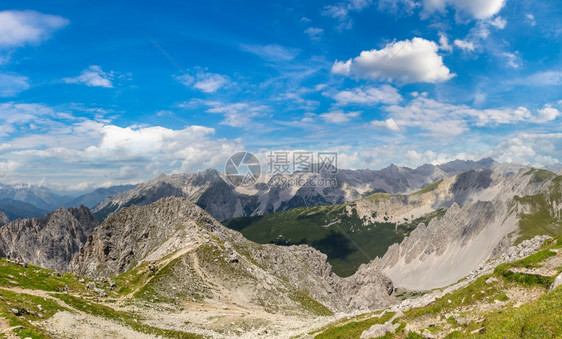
0;198;48;220
92;158;497;221
64;185;136;208
0;184;70;210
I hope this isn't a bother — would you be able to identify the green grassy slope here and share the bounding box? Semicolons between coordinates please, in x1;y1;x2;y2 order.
312;235;562;338
224;203;446;277
0;258;203;338
514;175;562;243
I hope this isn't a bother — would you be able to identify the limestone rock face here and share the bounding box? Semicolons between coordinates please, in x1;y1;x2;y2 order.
0;210;8;226
0;206;99;271
72;197;394;312
371;166;559;291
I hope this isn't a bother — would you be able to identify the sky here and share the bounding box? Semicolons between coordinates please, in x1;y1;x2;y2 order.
0;0;561;193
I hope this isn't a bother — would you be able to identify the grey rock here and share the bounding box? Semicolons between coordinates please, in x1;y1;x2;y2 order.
0;210;8;226
73;197;394;312
360;321;399;339
422;329;435;338
551;272;562;291
93;287;107;298
0;206;99;271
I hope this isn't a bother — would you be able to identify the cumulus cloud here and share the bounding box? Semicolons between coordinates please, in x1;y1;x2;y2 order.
380;96;556;137
331;37;454;83
453;39;475;52
0;73;29;96
0;10;68;48
438;32;453;52
177;71;230;93
0;102;243;186
422;0;506;20
536;105;561;123
64;65;114;88
304;27;324;41
371;118;400;131
491;133;562;167
332;85;403;105
489;16;507;29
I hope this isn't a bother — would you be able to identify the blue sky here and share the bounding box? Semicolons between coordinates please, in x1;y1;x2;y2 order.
0;0;561;192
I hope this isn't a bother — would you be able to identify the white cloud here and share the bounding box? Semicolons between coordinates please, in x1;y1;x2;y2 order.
489;16;507;29
0;103;244;186
322;0;371;30
453;39;475;51
240;43;300;62
177;71;230;93
536;105;561;123
380;96;555;137
524;71;562;86
438;32;453;52
0;73;29;96
525;13;536;26
371;118;400;131
189;100;270;129
377;0;420;15
319;111;361;124
64;65;113;88
331;37;454;83
423;0;506;20
304;27;324;41
332;85;403;105
490;133;562;167
503;52;522;69
0;10;68;48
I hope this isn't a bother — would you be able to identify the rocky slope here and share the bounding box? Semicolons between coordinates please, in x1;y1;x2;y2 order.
72;197;395;313
91;158;496;222
371;166;561;290
221;166;507;277
0;206;99;271
0;210;8;226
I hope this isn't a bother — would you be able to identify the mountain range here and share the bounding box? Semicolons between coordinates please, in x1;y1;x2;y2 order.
91;158;496;222
1;158;562;337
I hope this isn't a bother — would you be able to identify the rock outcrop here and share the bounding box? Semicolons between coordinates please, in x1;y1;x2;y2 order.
0;206;99;271
0;210;8;226
72;197;394;312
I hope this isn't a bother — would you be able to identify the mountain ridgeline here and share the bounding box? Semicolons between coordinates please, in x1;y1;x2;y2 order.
91;158;496;222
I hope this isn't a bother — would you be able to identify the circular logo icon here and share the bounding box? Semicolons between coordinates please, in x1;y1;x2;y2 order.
225;152;261;187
